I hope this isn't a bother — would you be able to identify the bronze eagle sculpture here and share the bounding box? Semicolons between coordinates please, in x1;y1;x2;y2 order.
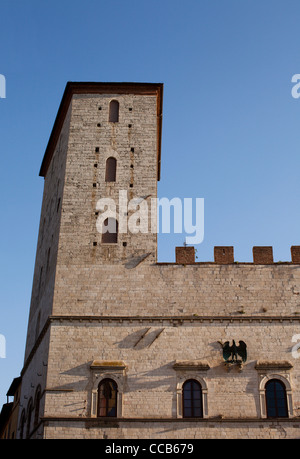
221;340;247;363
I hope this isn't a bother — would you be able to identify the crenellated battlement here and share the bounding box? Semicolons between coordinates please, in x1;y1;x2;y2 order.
174;245;300;264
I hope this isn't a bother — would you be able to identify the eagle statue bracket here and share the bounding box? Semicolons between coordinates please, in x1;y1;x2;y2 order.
219;340;247;372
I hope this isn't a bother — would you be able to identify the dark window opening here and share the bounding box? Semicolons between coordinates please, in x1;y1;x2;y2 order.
109;100;119;123
38;267;43;295
265;379;288;418
46;247;50;273
19;410;26;439
26;398;33;438
182;379;203;418
34;386;41;428
102;218;118;244
35;311;41;342
97;378;118;417
105;157;117;182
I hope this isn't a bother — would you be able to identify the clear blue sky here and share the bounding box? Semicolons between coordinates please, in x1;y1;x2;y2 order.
1;0;300;408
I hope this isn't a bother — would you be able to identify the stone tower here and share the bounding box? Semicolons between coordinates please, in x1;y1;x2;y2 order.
18;82;163;438
17;82;300;439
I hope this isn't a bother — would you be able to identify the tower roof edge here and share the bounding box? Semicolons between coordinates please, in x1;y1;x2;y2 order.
39;81;163;179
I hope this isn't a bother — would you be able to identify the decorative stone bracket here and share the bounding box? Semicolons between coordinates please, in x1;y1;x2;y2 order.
224;360;244;372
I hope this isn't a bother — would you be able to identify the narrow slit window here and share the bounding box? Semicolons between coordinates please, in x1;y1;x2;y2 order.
35;311;41;342
19;411;26;439
109;100;119;122
46;247;51;272
102;218;118;244
105;157;117;182
38;267;43;295
26;398;33;438
34;386;42;428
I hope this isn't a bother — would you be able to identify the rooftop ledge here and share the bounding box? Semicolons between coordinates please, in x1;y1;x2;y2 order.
42;416;300;423
39;81;163;180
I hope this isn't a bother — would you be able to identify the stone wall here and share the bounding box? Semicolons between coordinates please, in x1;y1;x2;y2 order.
51;262;300;317
23;103;71;361
43;317;300;420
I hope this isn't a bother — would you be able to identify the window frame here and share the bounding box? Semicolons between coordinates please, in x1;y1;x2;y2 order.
90;361;126;419
258;372;293;418
173;363;209;419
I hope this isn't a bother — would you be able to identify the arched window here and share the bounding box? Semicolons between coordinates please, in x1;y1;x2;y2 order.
101;218;118;244
182;379;203;418
26;398;33;438
97;378;118;417
109;100;119;123
19;409;26;439
105;157;117;182
265;379;288;418
34;386;42;428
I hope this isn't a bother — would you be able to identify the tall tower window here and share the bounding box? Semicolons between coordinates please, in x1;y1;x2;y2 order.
265;379;288;418
105;157;117;182
26;398;33;438
34;385;42;428
101;218;118;244
109;100;119;123
19;410;26;439
97;378;118;417
182;379;203;418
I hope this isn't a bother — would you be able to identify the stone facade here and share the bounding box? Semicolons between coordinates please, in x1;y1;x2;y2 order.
16;83;300;439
